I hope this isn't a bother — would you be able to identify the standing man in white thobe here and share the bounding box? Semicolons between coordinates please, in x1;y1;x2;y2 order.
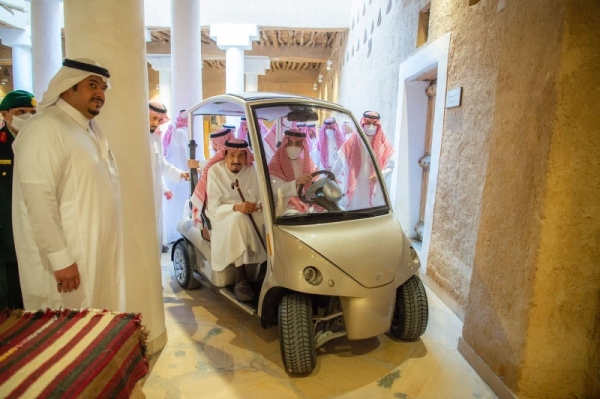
317;118;345;170
148;101;189;255
206;139;266;301
12;58;125;311
162;110;190;245
331;111;394;210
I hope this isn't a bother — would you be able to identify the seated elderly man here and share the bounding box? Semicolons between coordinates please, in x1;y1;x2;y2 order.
206;139;265;301
268;129;317;215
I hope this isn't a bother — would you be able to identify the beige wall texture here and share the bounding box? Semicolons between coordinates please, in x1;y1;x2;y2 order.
470;1;599;397
425;0;502;309
336;0;599;397
463;0;600;397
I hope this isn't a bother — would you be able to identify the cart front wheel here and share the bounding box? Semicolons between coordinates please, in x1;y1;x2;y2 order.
390;274;429;340
278;293;316;374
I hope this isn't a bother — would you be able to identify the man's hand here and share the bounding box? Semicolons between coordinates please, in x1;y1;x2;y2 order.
188;159;200;169
295;173;312;186
233;201;260;214
164;190;173;200
54;263;80;293
181;172;190;181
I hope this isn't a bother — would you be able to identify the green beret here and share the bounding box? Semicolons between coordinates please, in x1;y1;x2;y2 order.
0;90;37;111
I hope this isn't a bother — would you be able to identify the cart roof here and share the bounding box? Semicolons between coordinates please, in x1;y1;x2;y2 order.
186;92;348;121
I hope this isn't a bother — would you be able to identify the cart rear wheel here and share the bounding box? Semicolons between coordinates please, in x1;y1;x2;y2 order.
278;293;316;374
391;274;428;340
173;241;201;290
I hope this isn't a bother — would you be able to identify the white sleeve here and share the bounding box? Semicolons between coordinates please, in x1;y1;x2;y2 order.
160;151;184;183
206;166;234;221
14;126;75;271
381;158;394;177
270;176;297;198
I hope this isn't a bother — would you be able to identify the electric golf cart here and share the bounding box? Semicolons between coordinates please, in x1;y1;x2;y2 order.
172;93;428;375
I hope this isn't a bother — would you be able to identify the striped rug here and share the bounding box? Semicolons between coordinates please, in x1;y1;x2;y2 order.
0;309;149;398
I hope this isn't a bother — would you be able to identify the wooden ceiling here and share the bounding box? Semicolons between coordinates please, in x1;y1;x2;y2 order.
2;26;343;73
149;27;342;71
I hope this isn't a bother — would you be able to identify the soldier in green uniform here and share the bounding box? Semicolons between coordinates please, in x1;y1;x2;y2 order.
0;90;37;309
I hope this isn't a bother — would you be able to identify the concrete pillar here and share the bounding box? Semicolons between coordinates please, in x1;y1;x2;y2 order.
171;0;202;114
225;47;244;93
245;74;258;92
30;0;62;100
244;56;270;92
63;0;167;354
0;27;33;92
210;24;259;94
11;45;32;92
147;55;172;115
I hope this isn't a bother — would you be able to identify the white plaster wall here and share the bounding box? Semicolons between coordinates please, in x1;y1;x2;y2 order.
337;0;430;142
145;0;350;28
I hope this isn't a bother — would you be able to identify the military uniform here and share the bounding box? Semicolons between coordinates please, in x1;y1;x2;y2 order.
0;122;23;309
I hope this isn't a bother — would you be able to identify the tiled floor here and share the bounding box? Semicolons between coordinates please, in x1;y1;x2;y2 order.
141;245;496;399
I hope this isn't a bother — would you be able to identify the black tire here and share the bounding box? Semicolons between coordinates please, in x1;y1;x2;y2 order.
390;274;429;340
278;293;316;374
173;241;201;290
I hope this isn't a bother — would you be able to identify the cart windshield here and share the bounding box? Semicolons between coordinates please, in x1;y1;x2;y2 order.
252;104;392;224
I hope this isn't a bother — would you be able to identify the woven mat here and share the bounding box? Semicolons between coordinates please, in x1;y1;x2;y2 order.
0;309;149;399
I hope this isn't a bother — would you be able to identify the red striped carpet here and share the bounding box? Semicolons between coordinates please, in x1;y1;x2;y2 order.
0;309;149;398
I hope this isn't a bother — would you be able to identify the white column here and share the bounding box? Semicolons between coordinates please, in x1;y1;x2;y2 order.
147;55;172;115
244;56;270;92
0;27;33;92
245;74;258;92
171;0;202;114
11;45;33;92
63;0;167;354
30;0;62;100
225;47;244;93
158;69;172;114
210;24;259;94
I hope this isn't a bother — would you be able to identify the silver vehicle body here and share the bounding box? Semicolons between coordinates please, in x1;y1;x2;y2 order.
176;93;422;349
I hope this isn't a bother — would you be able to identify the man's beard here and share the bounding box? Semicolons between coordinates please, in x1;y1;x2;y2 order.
150;127;156;133
87;108;100;116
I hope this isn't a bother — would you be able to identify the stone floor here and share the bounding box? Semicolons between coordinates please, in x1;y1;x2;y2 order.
141;245;497;399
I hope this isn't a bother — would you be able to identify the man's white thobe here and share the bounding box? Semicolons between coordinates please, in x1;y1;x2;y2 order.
318;131;340;170
12;99;124;311
331;137;392;210
270;158;303;216
150;132;183;252
206;161;266;271
331;136;391;210
163;125;189;244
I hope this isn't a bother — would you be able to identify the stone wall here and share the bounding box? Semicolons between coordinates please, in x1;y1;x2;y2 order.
463;0;566;392
514;1;600;396
337;0;599;397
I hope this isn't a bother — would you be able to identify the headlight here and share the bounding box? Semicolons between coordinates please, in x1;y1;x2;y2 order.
303;266;322;286
409;247;420;269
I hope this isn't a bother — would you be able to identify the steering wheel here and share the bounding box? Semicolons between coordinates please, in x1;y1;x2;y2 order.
297;170;336;203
